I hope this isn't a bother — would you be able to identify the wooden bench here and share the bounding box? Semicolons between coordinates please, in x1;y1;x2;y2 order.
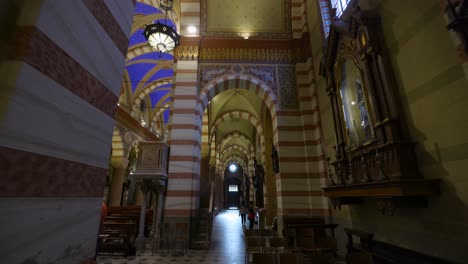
107;206;153;236
97;222;137;257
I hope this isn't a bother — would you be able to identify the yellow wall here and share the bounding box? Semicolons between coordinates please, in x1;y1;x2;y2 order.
308;0;468;261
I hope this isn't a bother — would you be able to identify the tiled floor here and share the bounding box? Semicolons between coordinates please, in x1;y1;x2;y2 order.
97;210;246;264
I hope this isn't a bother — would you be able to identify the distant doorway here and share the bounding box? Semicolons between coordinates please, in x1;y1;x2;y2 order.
224;163;243;209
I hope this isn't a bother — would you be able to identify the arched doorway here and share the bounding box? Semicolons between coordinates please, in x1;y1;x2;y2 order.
223;163;243;209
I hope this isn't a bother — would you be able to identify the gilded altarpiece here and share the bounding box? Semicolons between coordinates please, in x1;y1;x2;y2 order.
320;9;440;214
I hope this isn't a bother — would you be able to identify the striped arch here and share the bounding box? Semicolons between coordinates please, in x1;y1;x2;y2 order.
111;128;126;167
127;0;180;60
220;145;250;162
223;155;247;173
210;110;265;160
209;136;216;166
291;0;308;39
201;108;210;157
131;13;170;34
138;0;159;7
118;70;132;111
217;131;254;153
130;78;173;116
132;60;174;96
197;74;279;144
149;98;171;135
126;43;156;62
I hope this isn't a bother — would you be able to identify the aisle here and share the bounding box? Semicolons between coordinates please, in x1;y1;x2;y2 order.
210;209;245;263
97;210;245;264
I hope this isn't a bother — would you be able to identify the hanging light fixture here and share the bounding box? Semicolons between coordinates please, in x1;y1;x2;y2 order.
143;0;180;53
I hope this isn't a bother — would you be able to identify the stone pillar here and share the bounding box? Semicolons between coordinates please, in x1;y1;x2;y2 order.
108;167;126;206
150;188;165;238
134;183;144;205
135;186;149;250
165;59;200;223
0;1;136;263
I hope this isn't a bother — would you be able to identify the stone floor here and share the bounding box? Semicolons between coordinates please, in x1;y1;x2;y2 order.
97;210;246;264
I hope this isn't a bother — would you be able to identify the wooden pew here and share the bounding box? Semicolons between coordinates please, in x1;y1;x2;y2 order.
97;221;137;257
107;206;153;236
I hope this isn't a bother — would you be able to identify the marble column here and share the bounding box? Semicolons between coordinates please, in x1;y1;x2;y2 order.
134;183;144;205
108;167;126;206
135;185;149;250
150;187;165;239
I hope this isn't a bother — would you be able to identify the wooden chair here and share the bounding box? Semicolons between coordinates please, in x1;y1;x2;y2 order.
252;253;278;264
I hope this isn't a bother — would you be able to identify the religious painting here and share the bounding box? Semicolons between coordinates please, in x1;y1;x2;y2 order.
337;58;373;147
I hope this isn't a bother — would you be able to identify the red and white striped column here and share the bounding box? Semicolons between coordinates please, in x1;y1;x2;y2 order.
0;1;135;263
274;60;329;233
180;0;200;36
292;0;308;39
164;60;201;223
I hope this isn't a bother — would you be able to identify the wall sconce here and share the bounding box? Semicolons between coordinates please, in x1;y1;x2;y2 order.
445;0;468;53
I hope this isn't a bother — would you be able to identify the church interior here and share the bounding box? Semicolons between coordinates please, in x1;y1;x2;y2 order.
1;0;468;263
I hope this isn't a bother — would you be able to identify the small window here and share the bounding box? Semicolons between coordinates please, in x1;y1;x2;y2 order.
320;0;351;38
229;163;238;173
319;0;332;38
331;0;351;18
229;185;238;192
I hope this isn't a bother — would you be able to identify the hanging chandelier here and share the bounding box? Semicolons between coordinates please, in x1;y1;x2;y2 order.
143;0;180;53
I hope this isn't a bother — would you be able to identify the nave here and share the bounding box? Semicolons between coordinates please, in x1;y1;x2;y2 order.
97;210;245;264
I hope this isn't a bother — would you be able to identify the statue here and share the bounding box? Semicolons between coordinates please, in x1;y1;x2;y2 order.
244;174;250;205
253;158;265;208
271;145;279;173
253;158;265;188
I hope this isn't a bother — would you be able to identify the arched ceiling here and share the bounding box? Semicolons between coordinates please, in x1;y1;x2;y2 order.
122;1;281;173
216;120;254;145
209;87;270;174
210;89;262;119
219;137;252;155
121;1;178;127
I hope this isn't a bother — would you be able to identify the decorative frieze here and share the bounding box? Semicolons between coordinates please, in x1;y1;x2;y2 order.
198;47;296;63
278;66;298;108
175;45;199;61
198;64;278;93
